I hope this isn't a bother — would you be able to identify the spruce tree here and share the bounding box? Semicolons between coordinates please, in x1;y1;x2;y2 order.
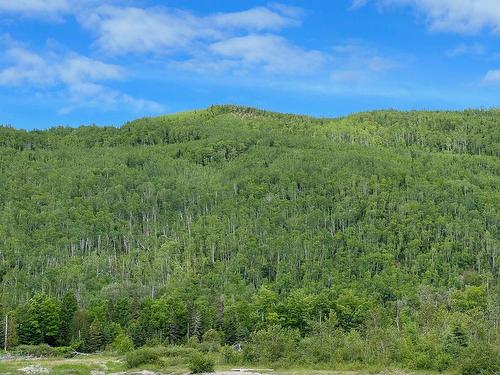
86;319;105;352
59;291;78;346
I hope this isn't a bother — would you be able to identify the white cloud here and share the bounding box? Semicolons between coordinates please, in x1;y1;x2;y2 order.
0;0;124;19
208;34;324;74
0;46;122;86
367;56;398;71
175;39;398;82
80;6;210;55
329;42;399;84
483;69;500;84
0;47;54;85
446;43;486;57
60;82;164;114
211;6;300;30
0;0;71;16
80;4;301;56
0;43;163;114
351;0;370;9
76;3;322;77
357;0;500;34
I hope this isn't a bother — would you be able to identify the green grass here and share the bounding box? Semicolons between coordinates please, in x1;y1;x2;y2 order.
0;355;126;375
0;353;457;375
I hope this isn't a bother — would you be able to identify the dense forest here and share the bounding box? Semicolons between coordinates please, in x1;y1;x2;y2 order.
0;105;498;374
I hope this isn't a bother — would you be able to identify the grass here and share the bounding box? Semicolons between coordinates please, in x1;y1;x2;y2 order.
0;354;455;375
0;355;125;374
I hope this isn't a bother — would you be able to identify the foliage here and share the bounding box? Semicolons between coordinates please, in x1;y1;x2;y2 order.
0;106;498;372
220;345;242;364
110;333;134;354
460;343;500;375
244;325;301;364
58;291;78;346
13;344;74;358
124;347;165;368
199;329;222;352
189;352;215;373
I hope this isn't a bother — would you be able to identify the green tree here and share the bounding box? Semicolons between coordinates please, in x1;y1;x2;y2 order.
86;318;105;352
59;291;78;345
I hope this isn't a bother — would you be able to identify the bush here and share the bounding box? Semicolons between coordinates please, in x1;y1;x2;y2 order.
189;352;215;373
244;325;300;364
163;345;197;358
200;329;222;352
220;345;242;365
460;343;500;375
202;329;222;344
13;344;73;358
111;333;134;354
156;346;198;367
54;346;76;358
125;347;164;368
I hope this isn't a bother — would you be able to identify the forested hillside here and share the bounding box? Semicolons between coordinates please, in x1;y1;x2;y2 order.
0;105;499;373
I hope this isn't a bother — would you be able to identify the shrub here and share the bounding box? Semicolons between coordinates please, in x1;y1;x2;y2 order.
111;333;134;354
202;329;222;344
189;352;215;373
163;345;197;358
13;344;73;358
125;347;164;368
54;346;76;358
244;325;300;364
460;343;500;375
299;332;338;365
158;346;198;367
220;345;242;365
200;329;222;352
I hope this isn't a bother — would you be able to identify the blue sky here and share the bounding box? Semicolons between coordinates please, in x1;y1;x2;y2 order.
1;0;499;129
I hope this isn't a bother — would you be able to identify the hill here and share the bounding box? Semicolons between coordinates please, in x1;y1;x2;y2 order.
0;105;498;372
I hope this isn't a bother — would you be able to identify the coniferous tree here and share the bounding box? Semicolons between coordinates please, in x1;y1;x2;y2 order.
86;319;105;352
59;291;78;345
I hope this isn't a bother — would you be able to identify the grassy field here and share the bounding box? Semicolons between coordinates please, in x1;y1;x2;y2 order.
0;355;126;374
0;355;451;375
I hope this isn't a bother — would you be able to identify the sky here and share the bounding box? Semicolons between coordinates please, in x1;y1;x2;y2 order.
0;0;500;129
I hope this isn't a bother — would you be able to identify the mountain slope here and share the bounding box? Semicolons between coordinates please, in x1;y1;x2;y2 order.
0;106;498;369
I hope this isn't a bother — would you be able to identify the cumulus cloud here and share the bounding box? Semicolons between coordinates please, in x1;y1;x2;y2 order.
0;45;122;86
0;42;163;113
208;34;324;74
75;3;322;76
356;0;500;34
80;6;211;55
79;4;301;56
